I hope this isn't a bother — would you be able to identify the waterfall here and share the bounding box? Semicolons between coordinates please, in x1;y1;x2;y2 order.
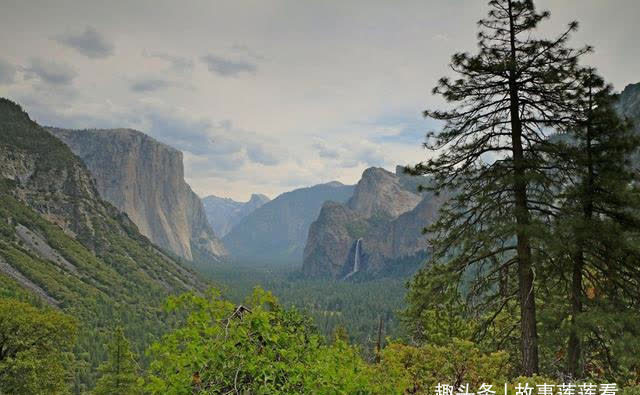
342;238;362;280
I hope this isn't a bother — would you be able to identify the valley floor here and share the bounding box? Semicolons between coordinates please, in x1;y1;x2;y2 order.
191;260;410;357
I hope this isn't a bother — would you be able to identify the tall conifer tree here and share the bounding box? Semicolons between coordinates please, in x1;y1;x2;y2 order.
552;69;640;378
408;0;588;375
94;326;141;395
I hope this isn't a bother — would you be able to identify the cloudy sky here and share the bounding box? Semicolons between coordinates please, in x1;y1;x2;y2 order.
1;0;638;201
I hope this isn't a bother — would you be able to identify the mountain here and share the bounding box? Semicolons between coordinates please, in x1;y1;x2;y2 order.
222;182;354;264
48;127;226;262
618;82;640;122
347;167;423;218
302;166;445;278
0;98;204;387
202;193;270;237
303;84;640;280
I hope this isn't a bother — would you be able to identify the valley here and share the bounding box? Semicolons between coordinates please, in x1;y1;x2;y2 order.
1;1;640;392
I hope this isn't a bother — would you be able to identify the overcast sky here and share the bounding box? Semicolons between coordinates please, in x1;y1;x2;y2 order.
1;0;638;201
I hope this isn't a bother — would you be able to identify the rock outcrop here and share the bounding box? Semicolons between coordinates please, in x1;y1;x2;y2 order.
202;193;270;237
617;82;640;123
223;181;354;264
303;167;444;278
347;167;422;218
48;127;226;261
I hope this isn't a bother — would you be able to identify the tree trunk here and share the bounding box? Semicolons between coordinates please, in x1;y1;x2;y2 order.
375;315;384;363
507;0;539;376
514;169;539;376
567;251;583;377
568;81;594;378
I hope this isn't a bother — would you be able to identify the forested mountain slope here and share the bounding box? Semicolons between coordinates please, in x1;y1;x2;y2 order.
0;98;204;390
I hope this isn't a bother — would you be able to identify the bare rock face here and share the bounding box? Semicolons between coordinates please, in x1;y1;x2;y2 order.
303;202;365;278
302;166;444;278
48;127;226;261
347;167;422;218
0;97;202;294
617;82;640;123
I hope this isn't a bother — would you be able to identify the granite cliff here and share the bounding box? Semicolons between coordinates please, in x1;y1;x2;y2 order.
617;82;640;123
48;127;226;262
302;167;445;278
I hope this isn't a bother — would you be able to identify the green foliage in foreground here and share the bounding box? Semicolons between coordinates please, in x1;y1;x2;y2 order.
375;340;509;393
0;298;77;394
3;288;640;394
145;286;516;394
146;287;374;394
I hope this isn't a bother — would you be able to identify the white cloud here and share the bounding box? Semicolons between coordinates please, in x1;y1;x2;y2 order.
0;58;17;85
54;26;114;59
1;0;638;200
201;54;257;77
24;58;77;85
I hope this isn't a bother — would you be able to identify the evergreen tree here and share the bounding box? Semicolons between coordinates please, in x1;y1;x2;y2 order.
408;0;588;375
0;298;77;394
552;69;640;378
93;326;141;395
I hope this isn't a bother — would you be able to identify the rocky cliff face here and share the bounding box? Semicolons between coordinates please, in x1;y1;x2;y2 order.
347;167;422;218
202;193;270;237
616;82;640;167
302;201;367;277
48;127;226;261
0;98;202;302
223;182;354;264
617;82;640;123
303;167;443;278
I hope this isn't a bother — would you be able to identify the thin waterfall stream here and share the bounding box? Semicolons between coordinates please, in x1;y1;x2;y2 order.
342;238;362;280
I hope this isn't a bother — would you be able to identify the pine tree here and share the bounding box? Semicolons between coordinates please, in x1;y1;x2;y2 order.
552;69;640;378
408;0;589;375
93;326;141;395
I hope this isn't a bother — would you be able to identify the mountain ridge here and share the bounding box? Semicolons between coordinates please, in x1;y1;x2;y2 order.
222;181;354;264
202;193;270;237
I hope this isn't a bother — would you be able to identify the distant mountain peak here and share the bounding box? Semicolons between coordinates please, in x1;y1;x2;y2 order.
347;166;422;219
248;193;270;204
202;193;270;238
222;182;355;264
618;82;640;121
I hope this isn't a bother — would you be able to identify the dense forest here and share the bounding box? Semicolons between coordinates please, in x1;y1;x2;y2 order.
2;0;640;394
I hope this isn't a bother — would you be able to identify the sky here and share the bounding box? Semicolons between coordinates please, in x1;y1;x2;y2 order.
1;0;638;201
